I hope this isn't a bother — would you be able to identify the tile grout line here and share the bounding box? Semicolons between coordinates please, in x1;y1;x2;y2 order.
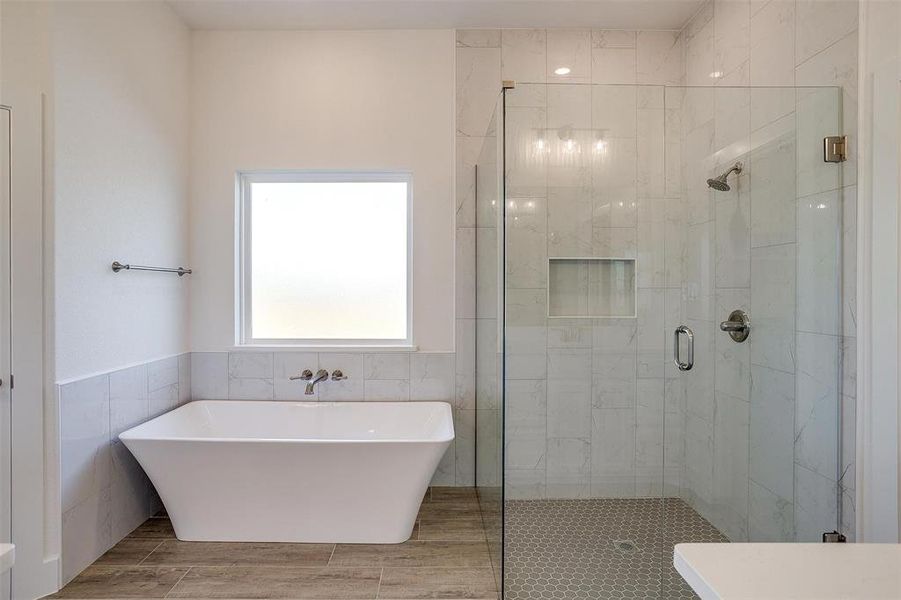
135;540;167;566
163;565;192;599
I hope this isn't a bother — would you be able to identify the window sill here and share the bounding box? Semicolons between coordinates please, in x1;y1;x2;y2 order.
233;344;419;353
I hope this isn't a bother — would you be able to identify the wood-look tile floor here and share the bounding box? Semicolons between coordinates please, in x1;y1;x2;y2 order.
48;487;500;600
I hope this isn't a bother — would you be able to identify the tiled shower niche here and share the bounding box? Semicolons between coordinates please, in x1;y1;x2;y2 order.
548;258;637;318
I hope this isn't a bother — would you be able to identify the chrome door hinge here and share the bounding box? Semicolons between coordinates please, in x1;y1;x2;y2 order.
822;530;847;543
824;136;848;163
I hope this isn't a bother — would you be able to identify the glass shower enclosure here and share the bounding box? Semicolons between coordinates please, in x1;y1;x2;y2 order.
474;82;845;599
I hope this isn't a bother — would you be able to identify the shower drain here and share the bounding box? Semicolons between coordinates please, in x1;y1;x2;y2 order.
612;540;639;553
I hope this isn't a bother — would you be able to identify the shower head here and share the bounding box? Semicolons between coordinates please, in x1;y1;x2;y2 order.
706;175;731;192
706;162;743;191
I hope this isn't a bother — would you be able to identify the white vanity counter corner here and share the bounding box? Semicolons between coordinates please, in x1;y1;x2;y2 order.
674;543;901;599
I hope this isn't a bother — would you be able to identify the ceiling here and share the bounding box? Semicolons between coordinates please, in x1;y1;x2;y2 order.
167;0;704;31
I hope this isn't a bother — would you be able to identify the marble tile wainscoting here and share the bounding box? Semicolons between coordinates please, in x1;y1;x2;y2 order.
58;353;192;584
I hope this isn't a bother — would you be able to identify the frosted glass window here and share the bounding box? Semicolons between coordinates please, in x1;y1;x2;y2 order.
239;172;410;345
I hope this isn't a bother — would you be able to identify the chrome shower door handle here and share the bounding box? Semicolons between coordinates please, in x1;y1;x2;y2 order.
673;325;694;371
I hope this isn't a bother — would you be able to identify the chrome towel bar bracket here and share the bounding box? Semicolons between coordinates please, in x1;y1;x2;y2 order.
111;261;193;277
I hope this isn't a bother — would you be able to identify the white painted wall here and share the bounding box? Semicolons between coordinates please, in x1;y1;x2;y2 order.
857;0;901;543
1;5;60;599
189;30;456;352
53;1;191;382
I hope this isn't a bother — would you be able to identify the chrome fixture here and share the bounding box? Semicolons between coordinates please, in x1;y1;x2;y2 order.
331;370;347;381
290;369;330;395
720;309;751;343
112;260;192;276
289;369;313;381
706;162;743;191
673;325;694;371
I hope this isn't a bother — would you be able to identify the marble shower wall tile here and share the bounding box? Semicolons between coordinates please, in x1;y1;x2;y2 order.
591;407;636;497
547;437;591;498
547;29;591;83
637;31;683;86
797;189;842;336
749;243;796;373
411;352;456;401
749;364;795;502
109;365;148;439
713;0;749;81
749;120;797;248
683;2;715;86
191;351;228;399
748;478;793;541
749;0;795;86
457;29;501;49
794;463;839;541
712;391;750;541
61;485;111;584
148;356;180;416
794;0;858;66
506;379;548;472
457;45;502;138
795;332;840;480
502;29;547;84
60;375;111;515
456;140;482;231
227;351;274;400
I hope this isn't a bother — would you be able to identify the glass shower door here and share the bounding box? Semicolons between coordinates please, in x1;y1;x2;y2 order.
669;85;844;549
0;105;11;600
502;82;672;599
499;81;844;600
474;93;504;596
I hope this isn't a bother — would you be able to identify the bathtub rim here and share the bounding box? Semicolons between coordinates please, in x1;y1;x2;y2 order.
118;399;456;445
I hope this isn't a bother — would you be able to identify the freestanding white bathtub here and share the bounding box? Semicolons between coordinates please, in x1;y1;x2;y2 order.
119;400;454;543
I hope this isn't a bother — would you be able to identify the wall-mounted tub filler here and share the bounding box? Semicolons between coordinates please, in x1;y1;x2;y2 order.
290;368;329;395
120;400;455;543
290;369;348;394
706;162;743;191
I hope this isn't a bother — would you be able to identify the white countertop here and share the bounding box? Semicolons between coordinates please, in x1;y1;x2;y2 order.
674;543;901;599
0;544;13;574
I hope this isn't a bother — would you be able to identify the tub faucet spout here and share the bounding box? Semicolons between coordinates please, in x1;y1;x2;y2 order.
306;369;329;395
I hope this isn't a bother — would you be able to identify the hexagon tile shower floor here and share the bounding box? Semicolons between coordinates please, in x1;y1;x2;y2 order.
504;498;728;600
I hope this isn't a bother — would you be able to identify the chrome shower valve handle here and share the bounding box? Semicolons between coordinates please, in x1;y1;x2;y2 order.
720;309;750;343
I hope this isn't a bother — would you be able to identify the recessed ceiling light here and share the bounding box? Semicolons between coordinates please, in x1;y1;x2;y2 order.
709;71;724;79
554;66;571;76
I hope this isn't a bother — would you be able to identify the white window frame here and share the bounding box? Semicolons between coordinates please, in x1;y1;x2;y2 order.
236;170;413;349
